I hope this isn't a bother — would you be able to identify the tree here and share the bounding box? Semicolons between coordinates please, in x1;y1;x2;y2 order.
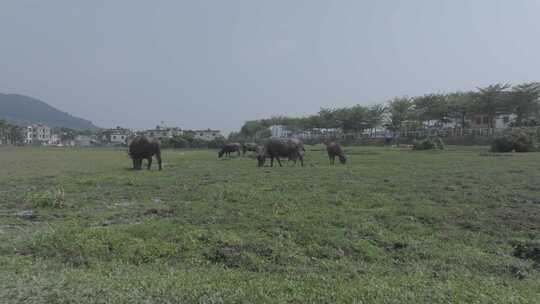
508;82;540;126
413;93;449;124
447;92;475;128
8;125;24;144
366;104;386;130
227;131;245;142
317;108;340;129
239;120;266;139
255;128;272;139
474;84;511;129
385;97;414;134
334;105;370;133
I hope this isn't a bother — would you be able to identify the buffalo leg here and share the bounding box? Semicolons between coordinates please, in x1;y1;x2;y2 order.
147;157;152;170
276;157;282;167
133;158;142;170
270;156;274;167
299;154;304;167
156;152;162;171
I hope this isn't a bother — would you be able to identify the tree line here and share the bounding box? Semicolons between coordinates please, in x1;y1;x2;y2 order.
0;120;24;144
231;82;540;141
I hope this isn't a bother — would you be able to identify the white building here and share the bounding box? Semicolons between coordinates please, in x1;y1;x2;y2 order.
193;129;222;141
74;135;94;147
470;114;516;129
26;124;51;144
110;133;129;144
101;127;132;145
49;134;61;145
144;126;183;140
269;125;291;138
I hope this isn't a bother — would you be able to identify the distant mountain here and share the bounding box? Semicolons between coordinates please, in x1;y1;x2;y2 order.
0;93;99;130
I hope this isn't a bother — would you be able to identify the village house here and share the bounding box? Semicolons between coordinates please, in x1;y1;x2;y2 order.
470;114;516;129
143;126;183;140
74;135;96;147
101;127;132;145
192;129;222;141
110;132;129;145
25;124;51;145
49;134;61;145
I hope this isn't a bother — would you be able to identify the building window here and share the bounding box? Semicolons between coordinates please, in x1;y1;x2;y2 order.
503;116;509;123
482;116;490;124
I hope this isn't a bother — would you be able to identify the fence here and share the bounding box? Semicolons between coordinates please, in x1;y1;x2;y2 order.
296;127;540;146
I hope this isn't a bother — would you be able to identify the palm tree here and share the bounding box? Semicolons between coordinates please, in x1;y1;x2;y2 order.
474;84;511;130
508;82;540;126
447;91;476;129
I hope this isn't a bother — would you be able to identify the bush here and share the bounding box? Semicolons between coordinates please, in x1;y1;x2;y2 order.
491;136;514;152
162;136;189;149
512;131;536;152
412;137;445;151
434;137;445;150
491;129;538;153
207;137;226;149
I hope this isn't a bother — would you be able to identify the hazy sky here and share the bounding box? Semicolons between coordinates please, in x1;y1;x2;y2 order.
1;1;540;133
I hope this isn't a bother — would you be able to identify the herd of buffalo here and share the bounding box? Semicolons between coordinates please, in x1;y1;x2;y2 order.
128;136;346;170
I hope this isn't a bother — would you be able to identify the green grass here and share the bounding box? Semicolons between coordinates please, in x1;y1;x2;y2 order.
1;145;540;303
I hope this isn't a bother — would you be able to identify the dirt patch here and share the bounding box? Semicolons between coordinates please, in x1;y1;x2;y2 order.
143;208;176;218
512;241;540;266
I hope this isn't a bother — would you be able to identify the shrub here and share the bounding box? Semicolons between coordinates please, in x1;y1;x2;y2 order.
434;137;445;150
412;137;445;150
207;137;226;149
512;131;536;152
491;129;538;153
491;135;514;153
166;136;189;148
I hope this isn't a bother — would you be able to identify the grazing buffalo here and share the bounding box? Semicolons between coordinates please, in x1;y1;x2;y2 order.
128;136;162;170
218;143;242;158
326;142;347;165
242;143;259;156
257;138;305;167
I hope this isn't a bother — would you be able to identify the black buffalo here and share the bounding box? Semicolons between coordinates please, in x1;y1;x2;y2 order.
326;142;346;165
218;143;242;158
128;136;162;170
257;138;305;167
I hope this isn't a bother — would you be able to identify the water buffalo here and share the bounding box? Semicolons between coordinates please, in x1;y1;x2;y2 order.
128;136;162;170
218;143;242;158
257;138;304;167
242;143;258;156
326;142;346;165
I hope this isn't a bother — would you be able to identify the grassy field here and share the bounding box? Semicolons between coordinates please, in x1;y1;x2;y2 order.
1;145;540;303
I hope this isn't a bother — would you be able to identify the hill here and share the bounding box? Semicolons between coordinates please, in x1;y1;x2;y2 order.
0;93;99;130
